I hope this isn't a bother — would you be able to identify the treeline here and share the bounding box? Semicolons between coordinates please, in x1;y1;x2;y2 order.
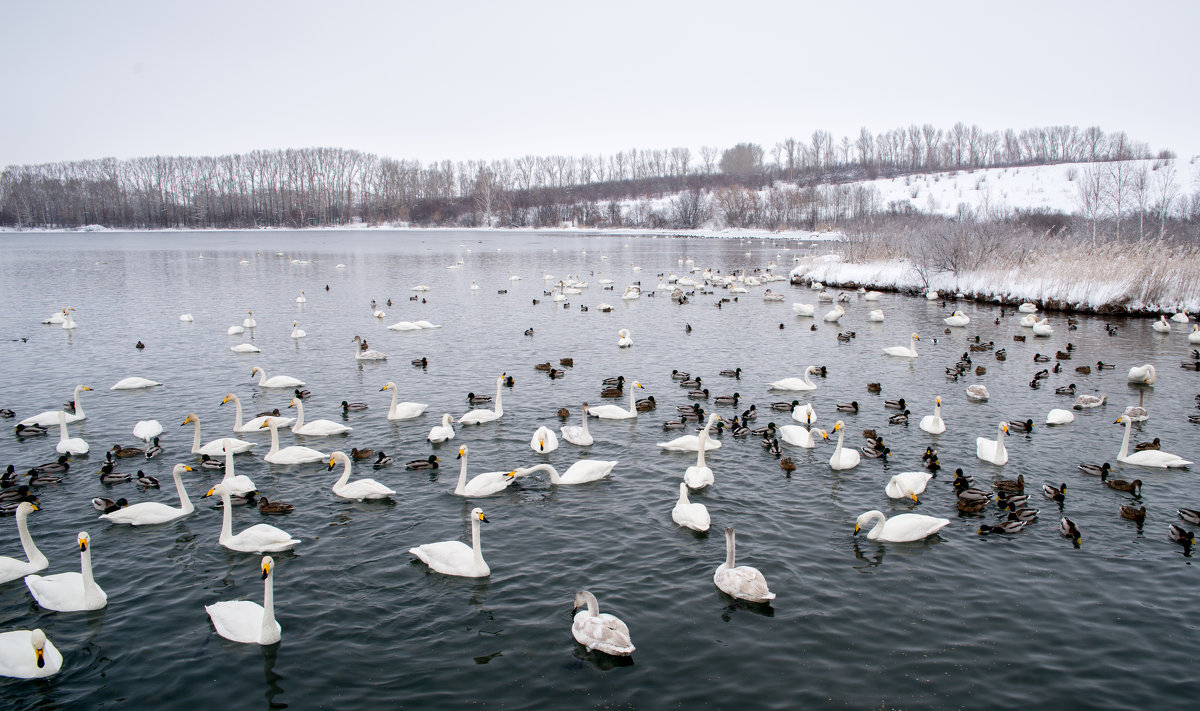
0;123;1167;230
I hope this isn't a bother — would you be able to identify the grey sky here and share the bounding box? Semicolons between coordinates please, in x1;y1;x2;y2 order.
2;0;1196;170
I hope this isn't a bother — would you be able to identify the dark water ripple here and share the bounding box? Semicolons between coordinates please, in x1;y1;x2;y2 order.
0;230;1198;709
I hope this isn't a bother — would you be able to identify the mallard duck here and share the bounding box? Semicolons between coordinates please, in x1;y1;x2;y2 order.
680;376;703;389
750;422;778;438
1178;508;1200;524
888;410;910;425
1133;438;1161;451
109;444;144;458
1034;353;1050;362
1008;419;1034;433
741;405;757;420
688;388;710;400
32;456;71;474
341;401;368;413
957;495;990;513
996;492;1029;509
836;401;859;413
556;408;571;418
604;375;626;387
1096;361;1115;370
135;471;159;488
635;396;657;412
1079;462;1112;476
373;452;393;469
662;417;688;430
534;362;553;371
866;382;882;393
547;368;565;379
1102;473;1143;495
91;497;128;514
13;424;48;437
1169;524;1196;545
720;368;742;378
1043;483;1067;502
1060;517;1082;545
779;457;796;474
600;387;624;398
143;437;163;459
466;392;493;404
199;454;224;470
293;388;311;400
350;447;375;460
862;446;891;460
978;521;1026;534
1120;505;1147;523
258;497;294;515
670;370;690;381
767;438;782;457
862;429;878;440
560;358;574;367
714;393;740;406
99;466;131;484
885;398;907;410
1006;507;1039;522
411;357;428;367
406;455;439;470
993;473;1025;493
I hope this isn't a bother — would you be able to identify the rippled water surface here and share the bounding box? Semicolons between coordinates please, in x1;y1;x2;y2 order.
1;230;1199;709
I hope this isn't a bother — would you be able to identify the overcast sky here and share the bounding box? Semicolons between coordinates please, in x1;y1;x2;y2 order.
2;1;1196;170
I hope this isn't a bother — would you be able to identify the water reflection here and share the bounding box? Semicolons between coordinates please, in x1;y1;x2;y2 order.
261;644;286;710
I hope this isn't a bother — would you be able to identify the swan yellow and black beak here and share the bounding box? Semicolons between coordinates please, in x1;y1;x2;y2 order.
30;504;39;512
457;446;466;459
911;493;919;503
477;510;489;523
204;487;216;497
77;534;88;551
288;399;298;409
853;523;861;534
327;456;337;470
82;385;93;391
379;384;391;392
221;395;232;405
261;558;273;579
35;646;45;668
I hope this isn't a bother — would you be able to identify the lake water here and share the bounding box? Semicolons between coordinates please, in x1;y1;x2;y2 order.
1;229;1198;709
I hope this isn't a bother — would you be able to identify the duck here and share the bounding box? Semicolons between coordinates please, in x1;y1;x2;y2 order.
381;382;429;421
1120;505;1147;524
1079;462;1113;477
452;446;518;497
205;556;282;645
144;437;163;460
409;507;490;578
251;366;305;389
919;397;945;434
1101;471;1143;495
836;400;859;413
328;451;395;501
714;393;740;406
204;484;299;552
427;414;456;443
341;400;368;413
571;590;635;656
24;532;107;611
0;628;61;678
98;462;131;484
885;398;907;410
411;357;428;368
1096;361;1115;370
513;460;619;486
13;424;48;438
459;375;506;424
992;472;1023;494
866;382;882;393
1114;415;1191;467
31;455;71;474
769;366;820;391
561;404;594;446
855;510;949;542
1056;384;1077;396
885;472;933;502
824;420;860;470
110;443;144;458
956;494;990;513
1043;482;1067;502
636;396;657;411
888;410;911;425
1008;419;1034;433
977;521;1027;535
720;367;742;378
779;457;797;474
1177;508;1200;525
257;497;294;515
405;455;439;470
1059;517;1083;545
259;419;328;465
771;399;799;411
1133;437;1161;452
99;464;195;525
713;527;774;603
0;502;48;583
1169;524;1196;546
199;454;224;470
883;333;920;358
350;447;375;461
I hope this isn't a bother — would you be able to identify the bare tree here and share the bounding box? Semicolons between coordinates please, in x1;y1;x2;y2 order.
1153;160;1180;238
1131;162;1150;241
1077;164;1105;247
699;146;719;174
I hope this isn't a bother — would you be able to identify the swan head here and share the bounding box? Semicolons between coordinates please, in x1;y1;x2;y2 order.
472;507;488;523
30;628;47;667
261;556;274;580
288;399;298;408
173;464;194;475
935;397;941;406
457;445;467;459
634;382;644;390
77;531;90;551
181;414;196;425
1001;423;1009;434
832;420;844;432
80;385;93;392
258;418;278;430
911;333;920;340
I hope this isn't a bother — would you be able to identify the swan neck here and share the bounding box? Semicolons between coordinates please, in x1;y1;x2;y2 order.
584;591;599;617
678;484;690;506
1118;417;1132;459
73;387;86;418
834;426;845;456
387;384;400;416
541;464;561;483
231;395;245;429
291;400;305;431
471;515;484;568
16;507;47;567
493;378;503;415
911;334;918;354
190;418;202;453
80;544;99;603
262;568;277;642
868;511;886;540
58;413;69;441
696;429;708;466
218;489;233;542
725;529;736;568
266;423;280;455
174;469;194;514
334;454;352;488
996;422;1007;449
455;453;468;494
223;440;237;477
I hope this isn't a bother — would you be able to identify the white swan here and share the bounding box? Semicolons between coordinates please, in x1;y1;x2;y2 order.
618;329;633;347
459;374;505;425
1115;415;1192;467
864;291;882;301
1151;315;1172;333
965;384;989;401
179;313;193;322
0;628;62;679
352;336;388;361
1018;302;1038;313
230;343;260;354
944;310;970;327
61;308;77;329
290;321;306;338
671;481;710;531
289;398;351;436
453;445;518;497
885;472;933;502
205;556;281;645
24;532;107;611
260;419;327;465
100;464;195;526
792;303;815;316
410;507;490;578
132;419;162;442
251;366;305;388
428;413;456;443
1127;364;1157;385
55;411;88;455
381;382;429;420
1046;408;1075;425
110;377;162;390
327;451;395;500
779;424;818;448
183;413;255;455
411;284;431;291
387;321;422;331
621;286;640;300
854;510;949;542
530;425;559;453
770;365;819;391
560;404;593;446
1032;318;1054;337
822;305;845;322
713;527;774;603
217;440;258;496
883;332;920;358
588;382;644;420
243;310;257;328
228;325;245;336
925;290;939;301
825;420;860;470
204;484;300;552
1171;311;1189;323
868;309;885;322
919;397;945;434
20;384;91;426
684;423;716;489
42;309;67;324
221;393;294;432
514;460;618;485
976;421;1009;465
659;412;722;452
791;402;818;424
571;591;635;656
1189;325;1200;344
0;502;48;583
296;290;306;303
413;320;442;329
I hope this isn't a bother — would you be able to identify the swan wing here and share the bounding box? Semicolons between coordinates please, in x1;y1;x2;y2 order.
714;564;774;602
572;611;635;655
334;479;396;500
100;502;185;526
409;540;485;577
462;471;515;497
388;402;428;420
206;600;271;644
25;572;106;611
880;514;950;542
560;460;617;484
227;524;300;552
672;501;710;531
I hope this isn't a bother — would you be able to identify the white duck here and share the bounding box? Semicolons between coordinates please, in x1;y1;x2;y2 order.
571;591;635;656
221;393;294;432
658;412;722;452
671;481;710;531
289;398;352;436
588;382;644;420
327;451;395;500
0;628;62;678
1114;415;1192;467
183;413;255;455
452;445;518;497
713;527;774;603
428;414;456;443
100;464;195;526
976;421;1009;465
770;366;819;391
883;333;920;358
560;404;594;446
885;472;933;502
1151;315;1172;333
854;510;949;542
251;366;305;389
919;397;946;434
617;329;633;347
530;425;559;453
20;384;91;426
0;502;48;584
205;556;282;645
459;375;505;425
260;419;327;465
381;382;429;420
110;377;162;390
943;310;970;327
409;507;490;578
55;411;88;455
1127;364;1157;385
514;460;618;486
825;420;860;470
24;532;107;611
1032;318;1054;337
204;484;300;552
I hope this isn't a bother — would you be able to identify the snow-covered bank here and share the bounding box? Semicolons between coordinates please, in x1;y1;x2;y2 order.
790;246;1200;316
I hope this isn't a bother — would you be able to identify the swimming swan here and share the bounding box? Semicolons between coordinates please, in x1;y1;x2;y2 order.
409;507;490;578
1046;408;1075;425
251;366;305;389
883;333;920;358
1032;319;1054;337
588;382;644;420
713;527;774;603
1114;415;1191;468
770;365;819;391
220;393;294;432
944;311;970;327
99;464;195;525
289;398;352;436
327;451;395;500
658;412;722;452
1127;364;1156;385
0;502;48;583
24;531;107;611
205;556;281;645
514;460;618;485
672;481;710;531
183;413;255;455
618;329;633;347
571;590;635;656
919;397;946;434
20;384;92;426
381;382;429;420
825;420;860;470
530;425;559;453
976;421;1009;465
885;472;933;502
792;303;815;316
0;628;61;678
110;377;162;390
55;411;88;455
854;510;949;542
428;413;456;443
560;404;594;446
215;439;258;496
204;484;300;552
260;419;328;465
459;374;505;425
779;423;818;448
452;445;518;497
